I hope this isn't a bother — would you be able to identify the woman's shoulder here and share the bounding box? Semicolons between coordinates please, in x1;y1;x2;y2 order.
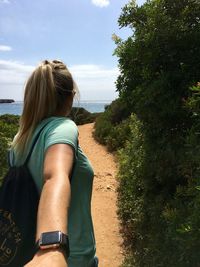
40;117;79;152
39;116;78;132
31;117;78;145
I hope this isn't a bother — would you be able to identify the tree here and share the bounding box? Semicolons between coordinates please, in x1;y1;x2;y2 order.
114;0;200;266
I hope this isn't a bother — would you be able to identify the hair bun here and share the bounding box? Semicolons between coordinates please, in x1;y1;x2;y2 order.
52;60;66;70
43;60;50;65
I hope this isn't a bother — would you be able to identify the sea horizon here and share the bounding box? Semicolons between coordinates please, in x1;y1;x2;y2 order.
11;99;113;103
0;99;113;115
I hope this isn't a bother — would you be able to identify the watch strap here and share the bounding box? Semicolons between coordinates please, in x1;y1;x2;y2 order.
35;232;70;258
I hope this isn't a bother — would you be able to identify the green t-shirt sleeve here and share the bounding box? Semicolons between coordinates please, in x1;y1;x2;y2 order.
44;120;78;158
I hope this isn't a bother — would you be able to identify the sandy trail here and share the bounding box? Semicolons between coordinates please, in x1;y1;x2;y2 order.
78;123;123;267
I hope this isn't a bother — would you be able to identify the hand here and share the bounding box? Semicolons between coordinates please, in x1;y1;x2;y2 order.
24;248;68;267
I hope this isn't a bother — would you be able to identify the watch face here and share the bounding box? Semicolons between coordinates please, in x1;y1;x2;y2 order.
37;231;69;257
40;231;61;246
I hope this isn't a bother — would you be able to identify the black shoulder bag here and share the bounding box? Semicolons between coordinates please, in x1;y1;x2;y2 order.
0;123;48;267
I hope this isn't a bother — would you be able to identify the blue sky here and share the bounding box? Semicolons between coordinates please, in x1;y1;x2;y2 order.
0;0;146;101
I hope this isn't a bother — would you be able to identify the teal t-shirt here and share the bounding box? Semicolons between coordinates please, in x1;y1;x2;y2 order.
10;117;96;267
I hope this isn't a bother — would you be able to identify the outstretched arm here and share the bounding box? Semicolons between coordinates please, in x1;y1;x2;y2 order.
25;143;74;267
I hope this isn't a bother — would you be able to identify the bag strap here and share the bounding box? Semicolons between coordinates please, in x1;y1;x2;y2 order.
23;122;49;166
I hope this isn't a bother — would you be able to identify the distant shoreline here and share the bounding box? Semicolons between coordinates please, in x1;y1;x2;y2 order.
0;99;15;104
0;100;110;115
12;100;113;103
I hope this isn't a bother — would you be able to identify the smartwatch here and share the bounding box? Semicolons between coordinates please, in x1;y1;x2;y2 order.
35;231;70;258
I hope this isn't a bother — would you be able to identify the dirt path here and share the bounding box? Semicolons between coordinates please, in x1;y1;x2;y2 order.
78;123;123;267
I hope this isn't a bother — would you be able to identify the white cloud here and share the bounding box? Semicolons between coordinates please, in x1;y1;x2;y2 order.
91;0;110;8
0;0;10;4
0;60;34;100
69;64;119;100
69;64;118;79
0;60;34;84
0;60;119;101
0;45;12;51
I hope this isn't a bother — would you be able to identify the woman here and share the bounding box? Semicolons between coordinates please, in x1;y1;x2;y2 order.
10;60;98;267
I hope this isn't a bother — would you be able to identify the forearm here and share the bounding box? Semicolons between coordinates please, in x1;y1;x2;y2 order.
35;174;71;241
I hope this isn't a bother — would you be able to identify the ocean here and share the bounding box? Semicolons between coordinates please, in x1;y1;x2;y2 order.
0;101;111;115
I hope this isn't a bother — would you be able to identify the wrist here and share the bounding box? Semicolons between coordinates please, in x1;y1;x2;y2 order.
35;247;67;258
35;231;70;259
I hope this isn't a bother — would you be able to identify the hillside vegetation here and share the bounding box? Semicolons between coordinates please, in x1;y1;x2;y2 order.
94;0;200;266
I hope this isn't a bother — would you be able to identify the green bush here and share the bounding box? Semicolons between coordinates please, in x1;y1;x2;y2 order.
0;114;19;126
0;115;19;183
94;112;113;145
105;117;132;151
120;255;135;267
94;0;200;266
94;98;131;149
117;108;200;266
118;105;199;267
69;107;100;125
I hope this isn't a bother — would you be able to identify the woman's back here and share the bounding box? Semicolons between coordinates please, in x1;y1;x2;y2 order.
10;117;96;267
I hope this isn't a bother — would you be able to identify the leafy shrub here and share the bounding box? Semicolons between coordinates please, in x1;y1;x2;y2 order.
0;115;19;183
94;104;114;145
94;0;200;266
69;107;100;125
106;117;132;151
0;134;10;183
0;114;19;126
94;98;131;148
120;255;135;267
117;108;200;266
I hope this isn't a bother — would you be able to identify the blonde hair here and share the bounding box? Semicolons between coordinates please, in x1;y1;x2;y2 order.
12;59;77;155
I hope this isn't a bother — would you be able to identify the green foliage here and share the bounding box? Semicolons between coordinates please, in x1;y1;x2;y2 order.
0;134;10;183
93;108;113;145
94;98;131;150
115;0;200;126
69;107;100;125
120;255;135;267
117;106;200;266
114;0;200;265
106;118;132;151
0;115;19;183
0;114;20;126
95;0;200;266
